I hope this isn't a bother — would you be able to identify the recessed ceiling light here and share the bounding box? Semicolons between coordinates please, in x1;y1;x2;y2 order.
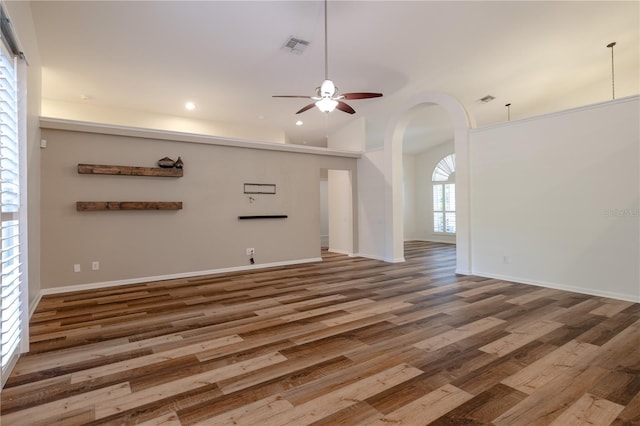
185;102;195;110
296;120;303;126
80;94;91;101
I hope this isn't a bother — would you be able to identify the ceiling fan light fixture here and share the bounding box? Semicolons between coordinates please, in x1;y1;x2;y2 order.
319;79;336;97
272;0;382;115
316;98;338;113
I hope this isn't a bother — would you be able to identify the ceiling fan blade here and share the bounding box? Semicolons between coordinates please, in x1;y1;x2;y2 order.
273;95;314;99
336;101;356;114
296;103;317;114
341;92;383;100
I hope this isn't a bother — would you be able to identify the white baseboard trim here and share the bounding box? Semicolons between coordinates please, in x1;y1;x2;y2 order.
472;270;640;303
328;248;354;257
355;253;385;261
40;257;323;296
405;238;456;245
356;253;405;263
29;293;43;319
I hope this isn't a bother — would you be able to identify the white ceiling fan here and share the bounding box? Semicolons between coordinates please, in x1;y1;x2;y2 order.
273;0;383;114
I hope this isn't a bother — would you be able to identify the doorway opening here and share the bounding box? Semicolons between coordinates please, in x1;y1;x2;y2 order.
386;91;473;274
320;168;354;256
402;104;456;248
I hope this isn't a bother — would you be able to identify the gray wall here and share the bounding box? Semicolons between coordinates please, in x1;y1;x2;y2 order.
40;127;356;290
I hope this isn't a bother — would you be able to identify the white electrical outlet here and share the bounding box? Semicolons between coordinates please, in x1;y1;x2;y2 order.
73;264;81;272
92;261;100;270
246;248;255;256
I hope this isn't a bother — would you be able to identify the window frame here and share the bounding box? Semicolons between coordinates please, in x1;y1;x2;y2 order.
432;154;456;235
0;6;28;389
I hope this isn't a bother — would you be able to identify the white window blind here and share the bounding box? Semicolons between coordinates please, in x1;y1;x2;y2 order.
432;153;455;182
432;154;456;234
433;183;456;233
0;28;24;387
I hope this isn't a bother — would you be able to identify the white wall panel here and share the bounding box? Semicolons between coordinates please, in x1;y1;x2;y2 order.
470;96;639;301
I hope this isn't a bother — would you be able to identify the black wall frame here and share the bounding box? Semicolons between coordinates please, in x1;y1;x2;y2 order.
244;183;276;194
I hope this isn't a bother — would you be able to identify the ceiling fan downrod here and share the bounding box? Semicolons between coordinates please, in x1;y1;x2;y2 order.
324;0;329;82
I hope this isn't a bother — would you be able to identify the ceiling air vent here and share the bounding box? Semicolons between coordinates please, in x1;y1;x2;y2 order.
282;36;310;54
478;95;496;104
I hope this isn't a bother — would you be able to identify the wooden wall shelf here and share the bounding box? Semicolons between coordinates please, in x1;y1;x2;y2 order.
78;164;183;177
77;201;183;211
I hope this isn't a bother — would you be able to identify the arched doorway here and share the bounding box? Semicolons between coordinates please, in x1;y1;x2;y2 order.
402;105;455;244
384;91;474;274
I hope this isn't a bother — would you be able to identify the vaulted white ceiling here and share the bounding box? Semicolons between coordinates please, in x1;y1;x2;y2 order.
30;1;639;152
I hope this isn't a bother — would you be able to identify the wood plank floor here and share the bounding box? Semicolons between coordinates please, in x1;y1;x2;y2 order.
2;241;639;425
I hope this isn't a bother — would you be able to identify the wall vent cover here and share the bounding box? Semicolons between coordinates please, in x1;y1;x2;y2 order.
478;95;496;103
282;36;310;54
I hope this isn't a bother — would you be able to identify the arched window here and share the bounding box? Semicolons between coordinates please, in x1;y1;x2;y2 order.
432;154;455;234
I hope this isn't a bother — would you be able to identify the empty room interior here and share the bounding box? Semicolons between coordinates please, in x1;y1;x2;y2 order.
0;1;639;425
